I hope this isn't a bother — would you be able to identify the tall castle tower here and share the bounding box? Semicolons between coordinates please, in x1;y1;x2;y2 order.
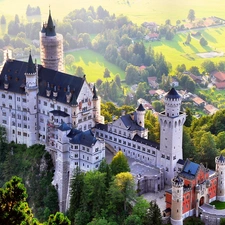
216;155;225;201
171;176;184;225
136;103;145;128
25;54;38;146
157;88;186;184
40;10;64;72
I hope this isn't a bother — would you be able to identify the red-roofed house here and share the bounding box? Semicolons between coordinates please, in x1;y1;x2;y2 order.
147;76;159;89
145;33;159;41
211;71;225;82
214;82;225;89
204;104;218;115
192;97;206;107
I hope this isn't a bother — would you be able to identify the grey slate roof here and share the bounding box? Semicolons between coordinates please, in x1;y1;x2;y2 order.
58;121;71;131
133;134;159;149
137;103;145;111
45;10;56;36
120;113;145;131
179;160;200;179
218;154;225;163
26;54;35;74
0;59;85;105
70;130;97;147
67;128;82;138
165;88;180;99
50;110;69;117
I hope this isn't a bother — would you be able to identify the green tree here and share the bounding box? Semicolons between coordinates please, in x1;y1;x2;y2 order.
104;68;111;79
115;74;121;87
68;167;85;222
82;171;107;218
187;9;195;22
176;64;186;73
200;37;208;46
98;159;112;189
45;212;71;225
201;60;215;73
1;15;6;24
198;132;218;168
185;33;191;44
189;66;201;76
143;201;162;225
65;54;75;70
216;131;225;151
0;176;34;224
132;197;149;222
75;66;84;77
217;61;225;71
184;108;193;127
124;215;142;225
110;151;130;176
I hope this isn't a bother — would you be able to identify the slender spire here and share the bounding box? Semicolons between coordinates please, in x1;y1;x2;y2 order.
46;7;56;36
93;84;98;99
27;52;35;74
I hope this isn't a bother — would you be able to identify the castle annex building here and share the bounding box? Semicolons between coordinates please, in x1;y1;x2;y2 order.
0;11;105;212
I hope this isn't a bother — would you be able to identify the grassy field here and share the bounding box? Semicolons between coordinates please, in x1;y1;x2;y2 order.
65;49;125;83
1;0;225;25
145;26;225;73
210;200;225;209
2;0;225;75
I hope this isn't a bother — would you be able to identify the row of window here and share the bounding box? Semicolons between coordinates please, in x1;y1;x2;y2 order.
97;131;155;155
1;94;26;103
39;100;68;113
161;154;176;160
74;161;99;169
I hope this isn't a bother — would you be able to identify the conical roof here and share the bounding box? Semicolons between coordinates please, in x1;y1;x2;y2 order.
26;54;35;74
46;10;56;36
137;103;145;111
165;88;180;99
218;154;225;163
93;84;98;99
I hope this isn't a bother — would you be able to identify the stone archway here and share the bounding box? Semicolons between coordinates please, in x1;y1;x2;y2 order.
200;196;204;206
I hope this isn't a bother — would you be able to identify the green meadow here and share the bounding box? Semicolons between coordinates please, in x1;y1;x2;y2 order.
65;49;125;83
145;26;225;72
1;0;225;25
1;0;225;75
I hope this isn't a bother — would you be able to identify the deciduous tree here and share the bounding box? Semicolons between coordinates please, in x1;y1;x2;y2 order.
110;151;130;176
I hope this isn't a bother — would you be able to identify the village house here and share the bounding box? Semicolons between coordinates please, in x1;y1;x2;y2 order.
147;76;159;89
192;96;206;107
204;104;219;115
211;71;225;89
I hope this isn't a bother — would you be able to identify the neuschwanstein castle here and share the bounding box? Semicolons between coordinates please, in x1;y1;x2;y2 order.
1;10;225;224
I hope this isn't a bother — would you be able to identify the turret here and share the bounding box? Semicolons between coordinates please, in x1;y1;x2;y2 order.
70;93;79;128
66;85;72;103
158;88;186;184
164;88;182;118
4;74;9;90
216;155;225;201
171;176;184;225
39;9;64;72
136;103;145;128
92;84;101;123
24;53;38;146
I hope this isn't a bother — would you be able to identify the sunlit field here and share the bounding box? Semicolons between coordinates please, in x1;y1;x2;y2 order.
65;49;125;83
145;26;225;72
1;0;225;25
1;0;225;73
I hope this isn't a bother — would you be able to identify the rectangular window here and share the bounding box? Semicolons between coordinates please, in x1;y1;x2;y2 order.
2;94;5;98
22;98;26;103
17;97;20;102
9;95;12;100
44;101;47;106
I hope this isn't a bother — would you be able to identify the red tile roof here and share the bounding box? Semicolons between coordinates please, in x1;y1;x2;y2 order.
212;71;225;82
214;82;225;89
192;97;205;105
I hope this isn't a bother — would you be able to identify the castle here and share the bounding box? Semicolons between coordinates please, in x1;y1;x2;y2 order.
0;9;225;224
